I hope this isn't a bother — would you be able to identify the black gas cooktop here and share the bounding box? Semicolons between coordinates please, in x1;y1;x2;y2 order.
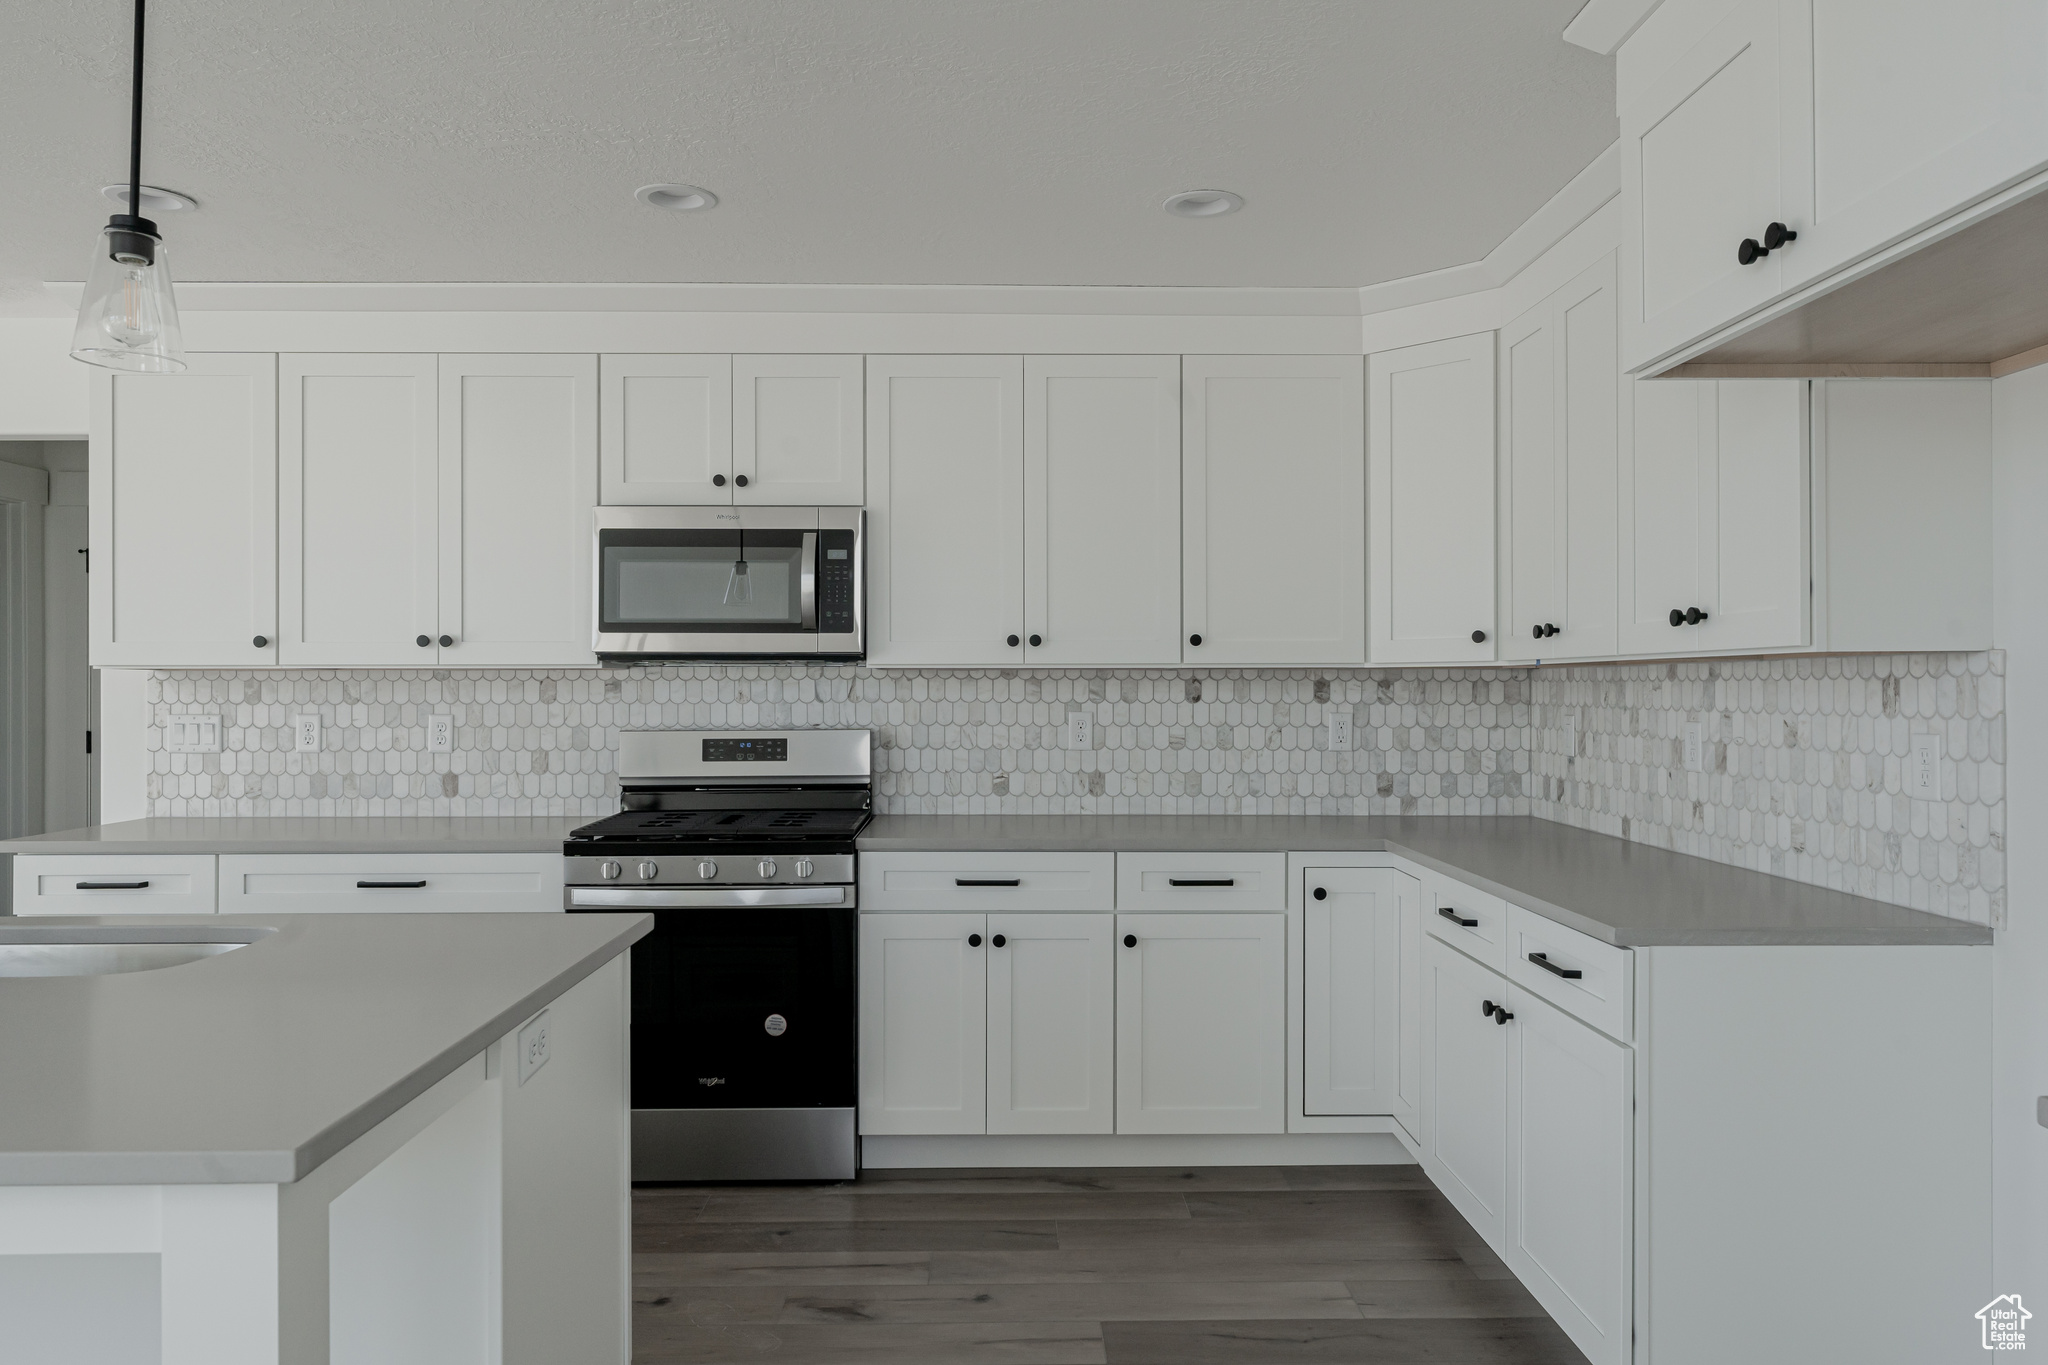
566;807;872;845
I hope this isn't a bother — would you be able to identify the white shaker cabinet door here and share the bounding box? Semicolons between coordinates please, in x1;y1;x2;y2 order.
1619;377;1711;653
858;913;988;1136
91;355;278;667
1367;333;1496;664
1116;912;1285;1134
734;355;865;506
1182;356;1364;666
865;356;1025;667
1301;868;1414;1124
279;354;439;667
438;355;599;667
599;354;733;505
1421;936;1509;1253
1025;355;1181;667
1506;987;1633;1365
986;913;1116;1135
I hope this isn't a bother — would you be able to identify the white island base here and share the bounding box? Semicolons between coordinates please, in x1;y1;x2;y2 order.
0;956;628;1365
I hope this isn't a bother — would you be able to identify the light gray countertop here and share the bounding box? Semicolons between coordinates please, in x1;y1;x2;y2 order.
0;816;586;856
858;814;1991;948
0;910;649;1186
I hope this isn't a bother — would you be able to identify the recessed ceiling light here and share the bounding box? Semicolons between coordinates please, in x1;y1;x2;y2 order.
636;184;719;212
100;183;197;213
1163;189;1243;218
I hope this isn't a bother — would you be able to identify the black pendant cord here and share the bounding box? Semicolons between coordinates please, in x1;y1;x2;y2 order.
128;0;145;216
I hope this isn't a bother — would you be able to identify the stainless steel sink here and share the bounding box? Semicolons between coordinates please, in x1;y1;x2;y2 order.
0;940;250;977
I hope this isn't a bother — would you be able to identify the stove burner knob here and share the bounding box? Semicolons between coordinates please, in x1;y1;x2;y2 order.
758;859;778;879
793;859;814;880
697;860;718;880
598;861;622;881
637;861;659;881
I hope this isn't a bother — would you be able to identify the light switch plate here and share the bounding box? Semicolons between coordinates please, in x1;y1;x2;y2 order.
1909;733;1941;800
517;1009;550;1085
165;714;221;754
1326;712;1353;751
1682;722;1704;773
427;715;454;753
1064;712;1093;750
293;715;321;754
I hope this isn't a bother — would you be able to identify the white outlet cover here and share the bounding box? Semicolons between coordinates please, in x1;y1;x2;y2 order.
517;1009;550;1085
1326;712;1354;751
293;715;321;754
1065;712;1093;750
427;715;454;753
1909;733;1941;800
165;715;221;754
1682;722;1704;773
1562;714;1578;759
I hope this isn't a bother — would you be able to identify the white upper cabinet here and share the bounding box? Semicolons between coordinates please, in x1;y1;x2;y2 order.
438;355;599;667
1619;377;1808;655
599;354;732;504
865;356;1026;667
1183;356;1365;666
279;355;440;667
1368;334;1496;664
1502;256;1620;662
1024;356;1181;667
91;355;278;668
734;355;865;505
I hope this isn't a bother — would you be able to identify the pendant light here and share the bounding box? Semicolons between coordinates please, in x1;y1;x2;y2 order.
71;0;185;372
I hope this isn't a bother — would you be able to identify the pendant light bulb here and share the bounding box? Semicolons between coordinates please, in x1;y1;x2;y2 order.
723;557;752;605
72;0;185;373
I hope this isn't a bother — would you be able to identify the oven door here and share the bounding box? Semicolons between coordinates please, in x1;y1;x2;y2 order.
594;506;818;656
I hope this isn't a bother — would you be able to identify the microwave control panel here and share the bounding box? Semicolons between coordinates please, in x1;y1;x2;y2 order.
819;530;858;634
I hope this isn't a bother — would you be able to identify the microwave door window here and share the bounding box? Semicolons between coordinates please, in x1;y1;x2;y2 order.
602;534;805;631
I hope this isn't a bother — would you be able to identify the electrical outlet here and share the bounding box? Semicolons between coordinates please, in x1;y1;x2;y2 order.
165;714;221;754
1064;712;1093;750
1326;712;1354;751
516;1009;550;1085
1909;733;1941;800
1562;714;1578;759
427;715;454;753
293;715;321;754
1682;722;1704;773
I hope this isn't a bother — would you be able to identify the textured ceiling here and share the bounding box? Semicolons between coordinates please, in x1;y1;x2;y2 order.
0;0;1614;298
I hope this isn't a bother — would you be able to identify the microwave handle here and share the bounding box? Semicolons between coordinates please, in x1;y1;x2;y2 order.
800;531;818;630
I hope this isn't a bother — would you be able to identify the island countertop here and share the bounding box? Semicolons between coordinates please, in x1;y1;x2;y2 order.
0;910;649;1186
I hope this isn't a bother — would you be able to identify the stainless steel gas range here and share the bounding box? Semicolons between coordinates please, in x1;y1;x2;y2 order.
563;729;869;1182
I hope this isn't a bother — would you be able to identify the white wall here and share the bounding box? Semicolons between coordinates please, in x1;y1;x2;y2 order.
1991;365;2048;1303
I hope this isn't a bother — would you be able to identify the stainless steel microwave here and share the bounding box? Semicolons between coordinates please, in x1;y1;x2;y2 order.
592;507;863;661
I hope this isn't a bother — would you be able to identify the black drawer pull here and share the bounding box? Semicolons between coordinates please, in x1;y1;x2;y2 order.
76;880;149;890
1437;906;1478;928
1168;878;1235;887
1528;951;1582;979
357;880;428;890
955;878;1021;887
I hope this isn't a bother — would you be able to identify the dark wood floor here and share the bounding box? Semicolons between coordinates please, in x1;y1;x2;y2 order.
631;1165;1584;1364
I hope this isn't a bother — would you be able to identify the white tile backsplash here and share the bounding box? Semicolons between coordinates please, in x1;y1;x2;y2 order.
146;650;2005;925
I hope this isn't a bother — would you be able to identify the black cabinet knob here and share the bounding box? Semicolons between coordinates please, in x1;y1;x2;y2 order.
1028;634;1042;647
1123;933;1137;948
712;474;726;487
1670;609;1686;628
252;635;268;648
439;634;455;647
1532;624;1544;640
1495;1007;1514;1025
1188;633;1202;647
416;635;431;648
1685;607;1708;625
1738;237;1763;265
1471;629;1487;644
991;933;1006;947
1312;887;1327;901
734;474;749;487
1543;623;1559;638
1007;634;1020;647
1483;999;1498;1018
1763;221;1797;251
969;933;982;947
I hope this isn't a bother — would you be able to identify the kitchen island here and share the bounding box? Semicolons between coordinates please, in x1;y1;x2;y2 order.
0;909;649;1365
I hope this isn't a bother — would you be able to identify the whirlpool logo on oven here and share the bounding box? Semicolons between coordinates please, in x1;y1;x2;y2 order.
698;1077;726;1086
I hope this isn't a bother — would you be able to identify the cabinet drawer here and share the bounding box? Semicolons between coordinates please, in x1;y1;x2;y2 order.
1118;852;1284;911
860;852;1115;912
1504;905;1632;1042
1423;877;1508;975
217;854;563;913
13;855;218;915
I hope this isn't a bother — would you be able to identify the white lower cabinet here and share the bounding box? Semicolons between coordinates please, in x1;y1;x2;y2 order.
857;913;989;1135
1300;867;1413;1123
1506;986;1632;1365
1115;912;1285;1134
12;855;219;915
986;913;1116;1135
215;854;562;914
1421;935;1511;1249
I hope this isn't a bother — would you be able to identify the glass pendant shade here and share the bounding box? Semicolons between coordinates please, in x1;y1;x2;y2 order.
723;557;752;605
71;217;184;372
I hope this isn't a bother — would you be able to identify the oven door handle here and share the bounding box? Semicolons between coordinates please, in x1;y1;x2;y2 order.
800;530;818;630
566;886;849;909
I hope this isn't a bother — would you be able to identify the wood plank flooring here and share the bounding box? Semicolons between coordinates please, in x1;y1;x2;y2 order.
631;1165;1584;1364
